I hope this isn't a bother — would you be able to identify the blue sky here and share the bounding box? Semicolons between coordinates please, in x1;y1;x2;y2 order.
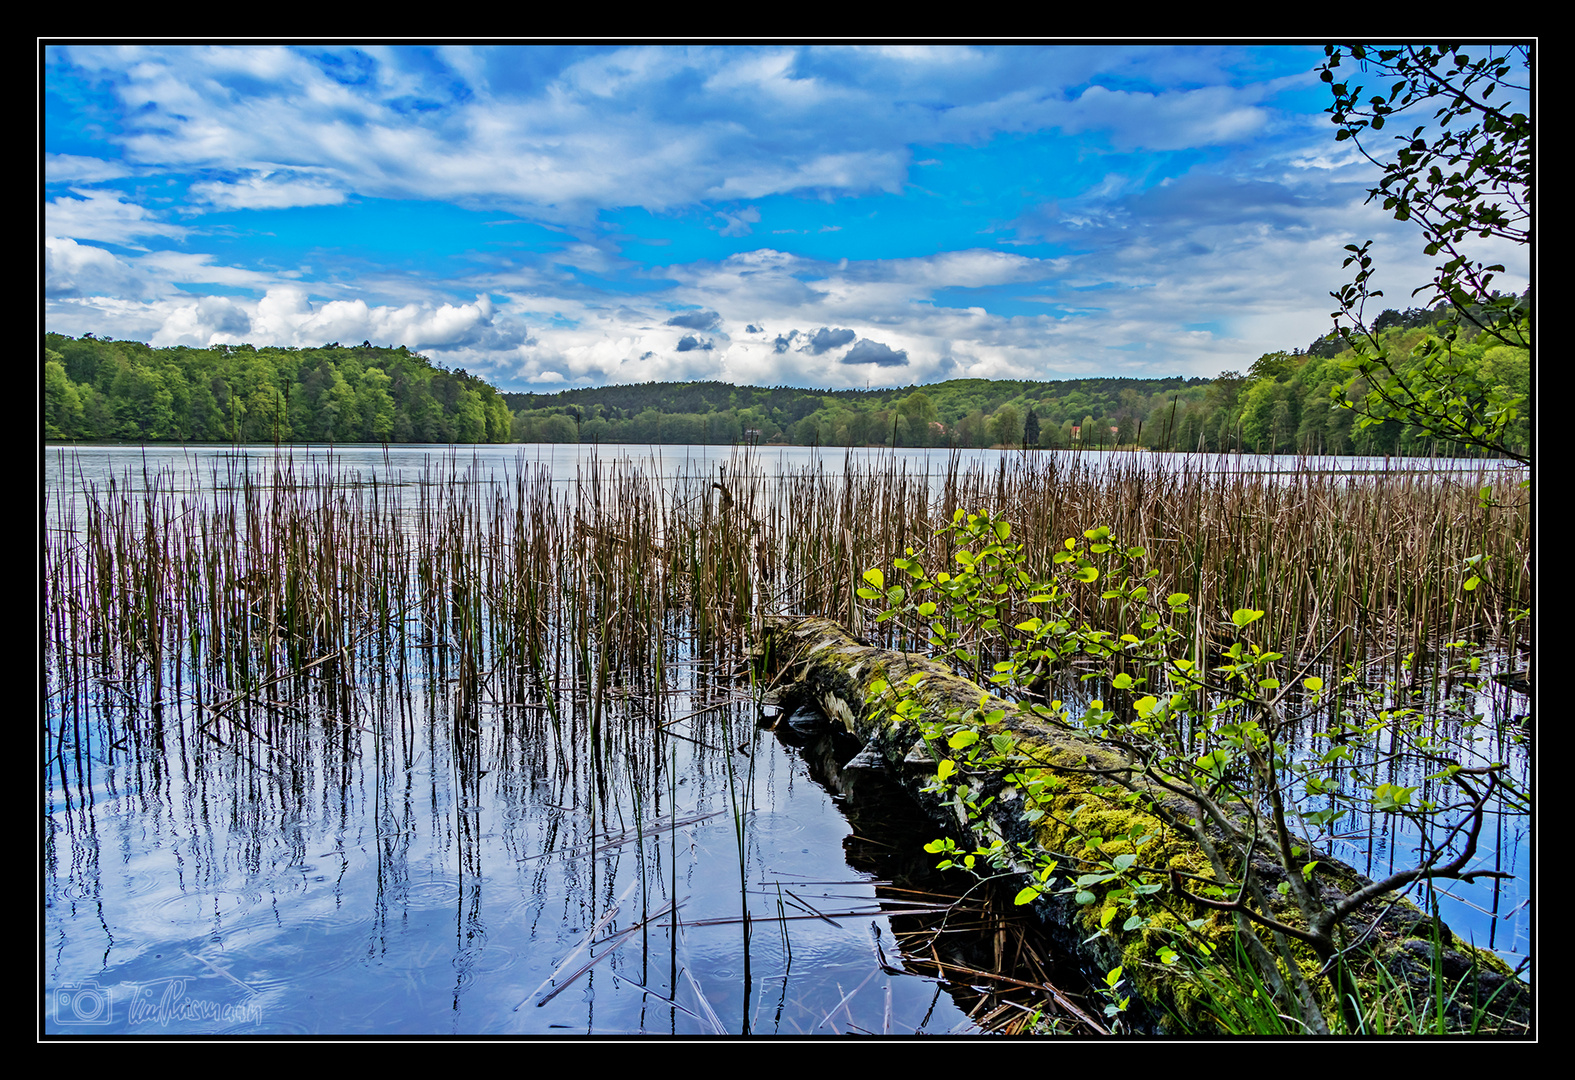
42;43;1531;393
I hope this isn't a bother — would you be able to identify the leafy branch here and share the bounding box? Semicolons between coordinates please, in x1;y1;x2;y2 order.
860;509;1524;1031
1317;44;1531;466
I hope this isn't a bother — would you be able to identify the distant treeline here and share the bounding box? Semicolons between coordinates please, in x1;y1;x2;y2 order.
43;304;1528;457
44;335;512;443
504;311;1528;457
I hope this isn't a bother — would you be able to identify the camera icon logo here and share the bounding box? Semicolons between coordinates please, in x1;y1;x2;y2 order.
54;980;113;1025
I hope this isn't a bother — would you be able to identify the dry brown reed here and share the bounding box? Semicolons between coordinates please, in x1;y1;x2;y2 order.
43;448;1528;759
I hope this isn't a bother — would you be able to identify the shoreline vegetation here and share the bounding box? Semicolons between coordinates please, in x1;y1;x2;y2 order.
758;615;1528;1035
44;301;1528;459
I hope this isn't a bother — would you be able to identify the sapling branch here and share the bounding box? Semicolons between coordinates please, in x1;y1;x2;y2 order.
859;506;1525;1032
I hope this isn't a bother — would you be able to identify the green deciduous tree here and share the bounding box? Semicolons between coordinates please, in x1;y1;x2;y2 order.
989;404;1023;448
44;355;86;438
1318;44;1531;464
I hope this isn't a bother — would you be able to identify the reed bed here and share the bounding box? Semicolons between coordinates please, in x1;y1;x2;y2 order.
44;448;1528;758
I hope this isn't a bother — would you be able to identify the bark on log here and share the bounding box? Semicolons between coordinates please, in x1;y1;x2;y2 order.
755;614;1529;1034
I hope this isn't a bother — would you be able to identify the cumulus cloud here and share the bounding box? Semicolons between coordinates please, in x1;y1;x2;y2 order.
135;287;511;356
151;296;255;346
45;236;154;299
665;309;721;331
804;327;855;354
675;335;712;351
841;339;908;366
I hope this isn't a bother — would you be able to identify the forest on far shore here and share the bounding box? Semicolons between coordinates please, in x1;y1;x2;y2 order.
43;302;1529;458
44;334;512;445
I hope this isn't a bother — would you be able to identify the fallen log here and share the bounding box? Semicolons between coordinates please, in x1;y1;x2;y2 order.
755;614;1529;1034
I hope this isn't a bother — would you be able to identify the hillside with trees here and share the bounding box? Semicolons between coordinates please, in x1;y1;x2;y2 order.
43;336;513;444
501;301;1527;458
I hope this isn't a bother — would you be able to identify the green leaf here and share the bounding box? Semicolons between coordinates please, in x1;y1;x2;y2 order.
1231;608;1265;628
1372;783;1418;811
1196;749;1231;779
862;568;884;590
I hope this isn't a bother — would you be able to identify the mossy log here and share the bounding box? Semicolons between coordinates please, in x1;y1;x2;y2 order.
756;615;1529;1034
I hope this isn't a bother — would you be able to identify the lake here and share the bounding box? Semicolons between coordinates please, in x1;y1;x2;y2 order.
42;443;1530;1035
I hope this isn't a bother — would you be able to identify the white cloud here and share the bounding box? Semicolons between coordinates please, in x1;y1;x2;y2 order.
714;206;760;237
45;154;135;184
189;170;348;210
47;46;1031;223
46;189;190;246
136;250;296;290
45;236;154;299
151;295;253;347
1059;84;1271;151
133;287;510;356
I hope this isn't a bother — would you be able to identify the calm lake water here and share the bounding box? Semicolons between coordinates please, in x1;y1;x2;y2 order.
44;441;1527;497
42;443;1530;1035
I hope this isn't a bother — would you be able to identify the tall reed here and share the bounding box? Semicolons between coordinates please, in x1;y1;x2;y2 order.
44;447;1527;772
